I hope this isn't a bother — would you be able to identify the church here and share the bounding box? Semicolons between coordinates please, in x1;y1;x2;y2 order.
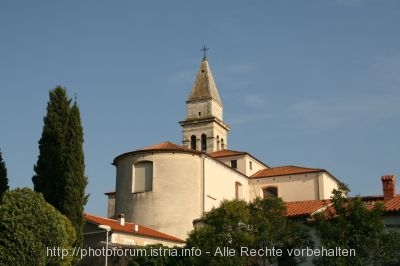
103;54;342;240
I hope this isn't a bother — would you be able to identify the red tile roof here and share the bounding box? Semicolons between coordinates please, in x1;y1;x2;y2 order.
384;196;400;212
251;165;324;178
285;200;331;218
84;213;185;243
285;196;400;218
208;149;247;158
208;149;270;168
141;141;192;152
113;141;201;165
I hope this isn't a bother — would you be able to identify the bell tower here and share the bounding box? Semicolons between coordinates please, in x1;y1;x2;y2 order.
179;53;230;153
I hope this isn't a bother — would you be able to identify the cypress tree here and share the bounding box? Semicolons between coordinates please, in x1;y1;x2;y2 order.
32;86;87;247
63;101;88;247
33;86;71;210
0;150;9;199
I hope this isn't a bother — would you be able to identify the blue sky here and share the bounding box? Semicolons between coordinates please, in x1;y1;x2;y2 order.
1;0;399;216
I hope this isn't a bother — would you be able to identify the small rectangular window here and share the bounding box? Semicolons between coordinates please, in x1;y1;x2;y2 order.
133;161;153;193
263;187;278;198
249;161;253;170
231;160;237;169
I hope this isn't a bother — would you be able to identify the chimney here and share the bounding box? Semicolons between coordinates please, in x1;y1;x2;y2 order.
134;224;139;232
117;213;125;226
381;175;396;200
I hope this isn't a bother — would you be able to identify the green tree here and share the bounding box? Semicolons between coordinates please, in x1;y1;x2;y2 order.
33;87;71;210
63;101;88;247
0;188;76;266
186;199;254;266
32;86;88;247
249;197;312;266
186;198;312;266
0;150;9;199
313;185;400;266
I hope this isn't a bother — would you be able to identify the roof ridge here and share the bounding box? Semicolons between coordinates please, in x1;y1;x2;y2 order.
84;213;185;243
273;165;323;170
113;140;203;165
141;141;182;150
208;149;246;156
251;165;326;179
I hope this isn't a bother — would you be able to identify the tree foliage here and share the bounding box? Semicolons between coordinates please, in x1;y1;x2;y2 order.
0;188;76;266
187;200;253;266
313;185;400;266
63;102;88;247
32;86;88;247
250;197;312;266
0;150;9;199
186;198;312;266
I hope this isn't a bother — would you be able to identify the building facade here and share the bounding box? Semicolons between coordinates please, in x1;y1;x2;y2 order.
107;56;342;240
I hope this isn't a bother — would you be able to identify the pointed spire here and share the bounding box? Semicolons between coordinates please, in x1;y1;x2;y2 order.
187;57;222;105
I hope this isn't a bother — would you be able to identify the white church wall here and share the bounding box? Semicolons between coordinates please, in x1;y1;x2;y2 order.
114;152;203;240
320;173;339;199
215;154;266;177
203;157;249;211
115;159;133;216
249;173;320;202
244;156;266;177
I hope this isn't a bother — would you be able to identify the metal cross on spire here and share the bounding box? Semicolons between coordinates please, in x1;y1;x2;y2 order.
201;45;209;60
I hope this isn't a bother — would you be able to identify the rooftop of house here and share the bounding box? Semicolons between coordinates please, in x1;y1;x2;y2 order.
251;165;326;178
285;199;331;218
112;141;202;165
208;148;270;168
85;213;185;243
140;141;193;152
285;195;400;218
208;149;247;158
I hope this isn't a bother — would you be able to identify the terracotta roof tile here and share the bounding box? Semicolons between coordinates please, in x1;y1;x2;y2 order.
140;141;185;151
113;141;201;165
285;200;331;218
208;149;247;158
285;196;400;218
251;165;324;178
85;213;185;243
384;196;400;212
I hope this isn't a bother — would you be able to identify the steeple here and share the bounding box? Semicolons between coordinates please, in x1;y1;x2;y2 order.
179;55;230;153
187;58;222;107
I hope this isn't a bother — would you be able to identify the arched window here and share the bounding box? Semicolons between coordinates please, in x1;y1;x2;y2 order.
221;138;225;149
262;186;278;198
133;161;153;193
190;135;197;150
201;134;207;151
216;135;220;151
